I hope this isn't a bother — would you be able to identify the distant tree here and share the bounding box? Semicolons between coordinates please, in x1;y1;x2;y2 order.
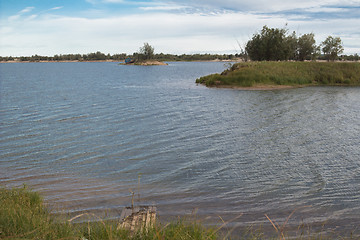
284;31;298;60
139;42;154;60
297;33;317;61
321;36;344;61
84;51;107;61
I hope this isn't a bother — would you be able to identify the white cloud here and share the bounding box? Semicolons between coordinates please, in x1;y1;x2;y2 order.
19;7;35;14
1;4;359;56
8;15;21;21
8;6;35;21
102;0;125;3
139;5;187;11
159;0;359;13
26;15;38;21
50;7;64;11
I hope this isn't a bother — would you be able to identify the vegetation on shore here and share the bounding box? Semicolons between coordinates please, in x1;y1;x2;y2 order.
196;61;360;88
244;26;345;62
1;186;359;239
0;186;216;240
196;26;359;89
1;29;359;64
0;51;239;63
1;51;359;63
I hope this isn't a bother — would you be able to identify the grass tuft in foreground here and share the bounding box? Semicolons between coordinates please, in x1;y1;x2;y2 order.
0;186;216;240
196;61;360;88
0;185;77;239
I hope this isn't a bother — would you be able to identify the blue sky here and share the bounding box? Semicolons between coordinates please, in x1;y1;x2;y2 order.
1;0;359;56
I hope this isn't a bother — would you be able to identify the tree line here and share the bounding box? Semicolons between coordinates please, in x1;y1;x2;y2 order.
0;51;238;62
245;25;350;61
1;28;359;62
2;51;358;63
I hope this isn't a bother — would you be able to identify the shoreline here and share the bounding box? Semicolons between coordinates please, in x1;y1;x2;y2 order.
0;60;120;63
213;84;304;90
0;59;241;64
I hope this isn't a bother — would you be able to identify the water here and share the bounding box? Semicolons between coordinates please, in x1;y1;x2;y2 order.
1;62;359;231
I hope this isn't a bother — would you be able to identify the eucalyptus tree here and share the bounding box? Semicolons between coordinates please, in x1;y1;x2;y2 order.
297;33;317;61
246;26;299;61
321;36;344;61
246;26;291;61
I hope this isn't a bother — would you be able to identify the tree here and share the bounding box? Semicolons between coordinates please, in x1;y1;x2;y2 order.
321;36;344;61
245;26;295;61
284;31;298;60
139;42;154;60
297;33;317;61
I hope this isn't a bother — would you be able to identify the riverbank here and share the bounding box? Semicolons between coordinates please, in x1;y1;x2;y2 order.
196;61;360;89
1;186;358;239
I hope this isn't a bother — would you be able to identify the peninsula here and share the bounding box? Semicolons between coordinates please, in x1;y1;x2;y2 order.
196;61;360;89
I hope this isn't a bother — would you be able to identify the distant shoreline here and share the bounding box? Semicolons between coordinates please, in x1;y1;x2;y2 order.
0;60;120;63
0;59;241;64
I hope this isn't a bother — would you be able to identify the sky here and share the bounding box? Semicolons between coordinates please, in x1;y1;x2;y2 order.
0;0;359;56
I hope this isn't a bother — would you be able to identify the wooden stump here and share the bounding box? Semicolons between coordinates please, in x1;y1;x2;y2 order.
117;206;156;232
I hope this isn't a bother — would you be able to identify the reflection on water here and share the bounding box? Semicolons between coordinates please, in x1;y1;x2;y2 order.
1;62;360;230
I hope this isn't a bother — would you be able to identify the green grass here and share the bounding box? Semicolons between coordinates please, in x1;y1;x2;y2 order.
0;185;77;239
1;186;358;239
196;61;360;88
0;186;216;240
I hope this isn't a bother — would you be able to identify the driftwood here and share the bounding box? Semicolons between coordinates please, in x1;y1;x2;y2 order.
117;206;156;232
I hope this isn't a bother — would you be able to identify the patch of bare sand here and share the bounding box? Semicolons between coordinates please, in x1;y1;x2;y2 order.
138;60;168;66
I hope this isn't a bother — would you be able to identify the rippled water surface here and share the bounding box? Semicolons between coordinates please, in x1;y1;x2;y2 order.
1;62;359;230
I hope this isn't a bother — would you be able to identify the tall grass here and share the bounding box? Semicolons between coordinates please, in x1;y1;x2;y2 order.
196;62;360;87
1;186;358;239
0;186;216;240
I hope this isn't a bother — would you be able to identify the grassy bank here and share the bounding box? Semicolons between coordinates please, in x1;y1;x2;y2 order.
196;62;360;88
1;186;358;239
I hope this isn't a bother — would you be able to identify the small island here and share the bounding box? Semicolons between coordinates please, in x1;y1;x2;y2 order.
120;43;168;66
121;60;168;66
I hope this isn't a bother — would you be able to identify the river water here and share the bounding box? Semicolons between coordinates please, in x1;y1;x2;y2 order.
1;62;359;232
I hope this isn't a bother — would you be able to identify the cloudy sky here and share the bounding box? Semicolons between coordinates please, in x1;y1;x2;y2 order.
0;0;359;56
